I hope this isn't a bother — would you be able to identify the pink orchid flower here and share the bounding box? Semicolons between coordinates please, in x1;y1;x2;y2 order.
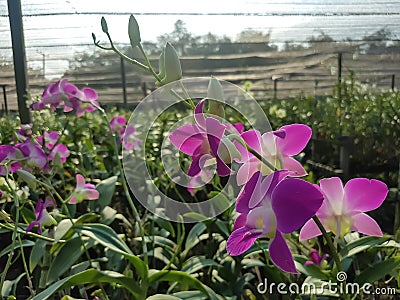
69;174;100;204
169;99;231;177
15;140;48;172
0;145;22;175
30;79;100;117
37;131;59;149
227;171;323;273
37;131;70;164
236;124;312;186
122;125;142;151
304;249;329;266
26;199;56;234
110;116;127;134
300;177;388;240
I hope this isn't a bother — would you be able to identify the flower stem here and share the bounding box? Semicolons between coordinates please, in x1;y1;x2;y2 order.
100;109;148;266
0;173;20;294
312;216;342;272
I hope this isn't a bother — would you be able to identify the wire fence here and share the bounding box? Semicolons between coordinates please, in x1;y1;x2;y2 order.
1;0;400;111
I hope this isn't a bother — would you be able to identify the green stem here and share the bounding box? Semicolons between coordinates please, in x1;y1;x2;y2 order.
99;109;148;266
0;223;66;243
138;44;163;83
312;216;342;272
18;234;35;297
0;173;20;293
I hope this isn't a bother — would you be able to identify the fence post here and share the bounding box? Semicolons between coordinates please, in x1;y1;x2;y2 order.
120;57;127;105
339;136;353;180
392;74;395;91
1;85;8;114
7;0;31;123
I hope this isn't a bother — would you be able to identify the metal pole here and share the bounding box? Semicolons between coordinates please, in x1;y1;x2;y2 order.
392;74;395;91
2;85;8;114
120;56;127;105
7;0;31;123
273;79;277;100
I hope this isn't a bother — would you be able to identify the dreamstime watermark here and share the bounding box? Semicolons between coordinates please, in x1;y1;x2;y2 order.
257;272;396;296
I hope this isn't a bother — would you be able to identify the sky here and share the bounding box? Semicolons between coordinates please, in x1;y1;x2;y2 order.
1;0;400;77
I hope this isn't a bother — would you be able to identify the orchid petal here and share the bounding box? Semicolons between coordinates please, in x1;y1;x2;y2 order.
233;214;247;230
269;231;297;273
241;130;262;155
283;156;307;177
76;174;85;188
299;219;324;241
236;171;262;213
85;189;100;200
226;226;262;256
319;177;345;215
351;213;383;236
169;125;205;155
236;159;261;186
344;178;388;213
276;124;312;156
272;178;323;234
194;99;206;129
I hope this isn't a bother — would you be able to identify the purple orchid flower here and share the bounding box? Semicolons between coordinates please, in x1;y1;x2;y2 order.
169;99;231;177
227;171;323;273
122;125;142;151
26;199;56;234
235;124;312;186
300;177;388;240
15;140;48;172
304;249;329;266
37;131;70;164
30;79;100;117
0;145;22;175
69;174;100;204
110;116;127;135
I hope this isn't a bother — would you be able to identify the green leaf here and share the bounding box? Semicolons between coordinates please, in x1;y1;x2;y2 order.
47;237;94;283
355;257;400;284
293;256;329;281
0;240;34;259
148;270;213;299
96;175;118;210
32;269;144;300
184;223;207;254
74;224;147;279
101;17;108;33
340;236;391;259
153;216;175;237
172;291;208;300
147;295;180;300
182;256;219;274
128;15;141;48
182;212;207;222
29;238;47;272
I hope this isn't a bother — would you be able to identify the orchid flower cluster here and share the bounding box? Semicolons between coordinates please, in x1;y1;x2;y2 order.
169;98;389;273
0;79;128;235
109;116;141;151
30;78;100;117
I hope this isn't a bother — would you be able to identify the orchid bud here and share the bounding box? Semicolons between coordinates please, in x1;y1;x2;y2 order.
128;15;141;48
0;209;12;222
207;77;225;118
160;43;182;85
101;17;108;33
16;170;37;190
